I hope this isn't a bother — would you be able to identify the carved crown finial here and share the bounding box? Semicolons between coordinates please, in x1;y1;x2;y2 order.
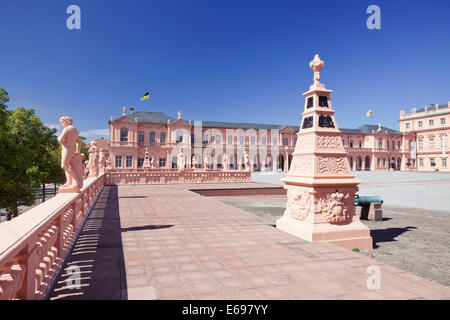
309;54;324;84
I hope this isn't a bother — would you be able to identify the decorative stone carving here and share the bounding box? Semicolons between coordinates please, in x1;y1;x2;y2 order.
317;157;351;175
58;116;84;193
284;186;311;221
318;191;354;224
309;53;324;85
316;135;342;150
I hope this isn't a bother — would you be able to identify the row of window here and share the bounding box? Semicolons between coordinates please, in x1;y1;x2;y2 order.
418;136;446;149
343;139;402;149
405;117;446;129
418;158;447;167
115;156;167;168
120;127;296;146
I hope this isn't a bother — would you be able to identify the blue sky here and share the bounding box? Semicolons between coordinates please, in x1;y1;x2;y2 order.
1;0;449;141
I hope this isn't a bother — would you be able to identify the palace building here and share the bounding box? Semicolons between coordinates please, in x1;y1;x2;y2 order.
108;103;449;172
399;102;450;172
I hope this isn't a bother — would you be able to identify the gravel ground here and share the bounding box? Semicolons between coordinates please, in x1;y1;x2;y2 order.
215;197;450;287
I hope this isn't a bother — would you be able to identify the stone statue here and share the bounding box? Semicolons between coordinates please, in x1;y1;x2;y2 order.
203;155;209;170
177;149;185;171
105;153;111;169
87;141;99;177
98;149;107;174
178;110;181;119
222;153;229;171
58;116;84;193
244;152;250;171
151;156;156;169
122;106;126;115
192;155;197;169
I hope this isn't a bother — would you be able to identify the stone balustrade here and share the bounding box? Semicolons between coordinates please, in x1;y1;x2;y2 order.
0;168;250;300
105;169;251;185
0;174;105;300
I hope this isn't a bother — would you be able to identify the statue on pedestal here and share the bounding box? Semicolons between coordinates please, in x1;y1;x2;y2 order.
223;153;229;171
177;149;185;171
151;156;156;169
58;116;84;193
203;155;209;170
244;152;250;171
192;155;197;169
105;153;111;169
87;141;99;177
98;149;107;174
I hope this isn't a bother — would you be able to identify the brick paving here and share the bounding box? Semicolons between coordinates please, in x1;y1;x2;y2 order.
49;183;450;300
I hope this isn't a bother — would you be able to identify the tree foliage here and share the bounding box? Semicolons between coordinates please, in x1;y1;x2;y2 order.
0;87;64;219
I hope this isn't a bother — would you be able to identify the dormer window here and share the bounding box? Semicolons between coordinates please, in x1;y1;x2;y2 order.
120;128;128;142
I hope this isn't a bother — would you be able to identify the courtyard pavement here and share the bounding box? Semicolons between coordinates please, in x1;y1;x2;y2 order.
49;182;450;300
251;171;450;211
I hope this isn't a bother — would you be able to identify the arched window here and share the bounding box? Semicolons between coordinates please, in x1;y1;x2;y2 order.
379;138;383;148
349;140;354;148
120;128;128;142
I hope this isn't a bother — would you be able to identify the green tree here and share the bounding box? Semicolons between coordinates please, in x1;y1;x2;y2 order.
0;88;63;219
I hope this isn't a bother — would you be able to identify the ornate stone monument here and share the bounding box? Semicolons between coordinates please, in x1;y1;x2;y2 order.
58;116;84;193
276;54;373;250
142;148;151;169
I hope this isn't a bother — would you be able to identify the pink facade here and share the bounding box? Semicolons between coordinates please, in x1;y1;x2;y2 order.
109;108;420;172
108;108;297;172
399;102;450;172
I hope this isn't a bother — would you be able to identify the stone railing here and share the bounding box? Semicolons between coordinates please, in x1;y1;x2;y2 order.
0;174;105;300
105;169;251;185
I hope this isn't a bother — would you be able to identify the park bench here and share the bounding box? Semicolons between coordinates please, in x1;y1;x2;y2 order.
354;194;383;221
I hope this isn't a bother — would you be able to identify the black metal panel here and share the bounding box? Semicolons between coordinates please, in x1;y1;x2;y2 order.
306;97;314;108
319;96;328;107
302;116;314;129
318;115;334;128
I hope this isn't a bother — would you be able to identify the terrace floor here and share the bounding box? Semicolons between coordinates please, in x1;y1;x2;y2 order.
49;182;450;300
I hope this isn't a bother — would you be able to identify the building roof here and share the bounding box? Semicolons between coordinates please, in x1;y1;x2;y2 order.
125;111;175;124
416;103;449;113
200;120;295;130
122;111;400;135
340;125;402;135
